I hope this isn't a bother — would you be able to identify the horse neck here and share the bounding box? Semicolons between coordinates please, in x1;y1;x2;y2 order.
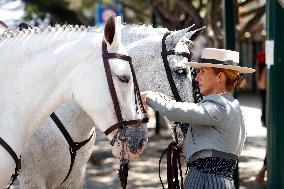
0;29;102;154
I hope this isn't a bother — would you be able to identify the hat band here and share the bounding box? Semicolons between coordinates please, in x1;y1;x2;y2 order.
201;58;238;66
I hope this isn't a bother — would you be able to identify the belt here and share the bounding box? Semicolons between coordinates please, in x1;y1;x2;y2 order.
190;149;238;163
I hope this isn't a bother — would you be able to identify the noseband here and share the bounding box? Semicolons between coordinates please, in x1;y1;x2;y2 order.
101;40;148;138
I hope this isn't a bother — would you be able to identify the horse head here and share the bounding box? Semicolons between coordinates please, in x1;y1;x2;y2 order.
72;16;148;160
126;25;204;102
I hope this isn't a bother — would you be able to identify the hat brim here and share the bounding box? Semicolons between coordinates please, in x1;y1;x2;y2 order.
185;62;255;74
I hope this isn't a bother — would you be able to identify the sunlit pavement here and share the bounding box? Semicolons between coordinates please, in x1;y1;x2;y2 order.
10;93;266;189
238;94;267;189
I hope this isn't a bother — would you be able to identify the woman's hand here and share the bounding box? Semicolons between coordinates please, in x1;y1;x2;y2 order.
140;91;150;107
172;143;184;157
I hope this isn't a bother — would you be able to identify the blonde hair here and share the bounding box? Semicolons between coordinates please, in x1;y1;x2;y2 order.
212;68;246;93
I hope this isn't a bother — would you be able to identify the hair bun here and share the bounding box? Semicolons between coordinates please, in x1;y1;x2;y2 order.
235;75;246;89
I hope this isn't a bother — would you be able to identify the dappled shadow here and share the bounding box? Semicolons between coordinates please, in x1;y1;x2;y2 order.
84;126;266;189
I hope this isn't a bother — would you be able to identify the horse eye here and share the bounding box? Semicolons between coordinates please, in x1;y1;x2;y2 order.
175;68;188;76
117;75;130;83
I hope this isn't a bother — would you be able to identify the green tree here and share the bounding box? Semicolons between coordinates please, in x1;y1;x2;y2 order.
24;0;265;48
24;0;95;25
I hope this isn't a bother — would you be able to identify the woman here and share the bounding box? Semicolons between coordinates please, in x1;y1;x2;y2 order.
143;48;255;188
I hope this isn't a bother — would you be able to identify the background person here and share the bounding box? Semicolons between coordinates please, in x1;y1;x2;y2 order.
255;49;267;184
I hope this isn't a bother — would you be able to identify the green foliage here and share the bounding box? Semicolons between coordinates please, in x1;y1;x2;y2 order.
25;0;70;20
24;0;93;25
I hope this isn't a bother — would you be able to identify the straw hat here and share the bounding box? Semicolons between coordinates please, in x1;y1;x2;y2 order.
185;48;255;74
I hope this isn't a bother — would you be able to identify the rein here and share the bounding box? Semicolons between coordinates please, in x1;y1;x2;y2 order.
158;32;195;189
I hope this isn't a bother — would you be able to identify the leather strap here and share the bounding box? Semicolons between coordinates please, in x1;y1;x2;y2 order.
102;39;149;189
118;159;129;189
160;32;195;189
102;41;124;125
102;40;148;137
159;141;184;189
0;137;21;189
50;112;94;183
104;118;149;136
161;33;182;102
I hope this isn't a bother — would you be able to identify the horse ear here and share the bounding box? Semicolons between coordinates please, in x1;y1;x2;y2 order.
104;15;116;45
167;27;191;45
0;20;8;35
104;16;121;47
185;26;206;41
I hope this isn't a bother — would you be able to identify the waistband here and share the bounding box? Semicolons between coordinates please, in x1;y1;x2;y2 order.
187;157;237;179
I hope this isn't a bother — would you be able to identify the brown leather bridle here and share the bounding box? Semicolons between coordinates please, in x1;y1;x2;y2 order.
159;32;194;189
101;40;148;138
102;40;149;189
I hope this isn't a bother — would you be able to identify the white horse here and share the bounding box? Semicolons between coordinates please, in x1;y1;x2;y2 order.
0;16;148;188
17;24;203;188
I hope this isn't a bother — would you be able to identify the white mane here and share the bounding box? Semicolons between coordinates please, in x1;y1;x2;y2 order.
0;25;95;41
0;25;102;70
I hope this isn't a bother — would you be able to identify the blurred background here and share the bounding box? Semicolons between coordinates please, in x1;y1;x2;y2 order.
0;0;266;93
1;0;274;189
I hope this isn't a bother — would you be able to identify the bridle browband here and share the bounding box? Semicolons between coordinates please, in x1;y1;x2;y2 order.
159;32;194;189
101;40;148;137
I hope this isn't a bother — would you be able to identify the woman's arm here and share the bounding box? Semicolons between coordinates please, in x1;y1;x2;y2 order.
146;92;226;126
